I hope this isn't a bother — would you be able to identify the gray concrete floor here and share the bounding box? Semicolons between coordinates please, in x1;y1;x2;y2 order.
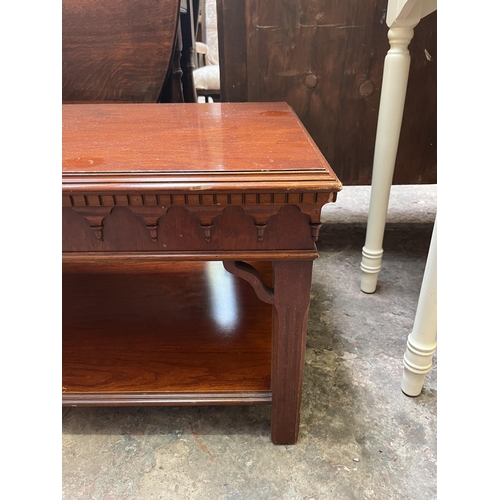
63;185;437;500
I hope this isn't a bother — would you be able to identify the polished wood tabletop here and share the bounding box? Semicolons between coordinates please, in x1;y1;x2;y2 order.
62;102;342;192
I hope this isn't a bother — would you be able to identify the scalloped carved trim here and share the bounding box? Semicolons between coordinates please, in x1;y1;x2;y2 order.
63;204;322;252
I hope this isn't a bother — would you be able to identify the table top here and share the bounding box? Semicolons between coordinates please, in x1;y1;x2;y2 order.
62;102;342;194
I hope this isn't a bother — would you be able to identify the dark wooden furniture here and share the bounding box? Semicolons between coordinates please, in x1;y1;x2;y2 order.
62;0;180;103
216;0;437;185
62;0;201;104
180;0;201;102
62;0;199;104
159;0;201;103
62;102;342;444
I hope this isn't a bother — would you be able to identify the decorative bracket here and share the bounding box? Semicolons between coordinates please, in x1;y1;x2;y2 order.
141;215;163;242
223;261;274;304
202;225;213;242
83;215;105;241
147;224;159;242
311;223;322;241
256;224;267;241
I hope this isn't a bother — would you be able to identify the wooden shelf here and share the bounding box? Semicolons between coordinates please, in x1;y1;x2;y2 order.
62;261;273;405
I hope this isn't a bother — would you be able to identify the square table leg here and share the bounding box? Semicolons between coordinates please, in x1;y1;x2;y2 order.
271;260;314;444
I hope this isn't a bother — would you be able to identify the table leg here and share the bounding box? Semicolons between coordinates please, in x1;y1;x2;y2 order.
360;24;415;293
271;260;313;444
401;218;437;396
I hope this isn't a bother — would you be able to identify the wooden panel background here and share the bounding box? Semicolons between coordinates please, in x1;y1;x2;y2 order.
217;0;437;185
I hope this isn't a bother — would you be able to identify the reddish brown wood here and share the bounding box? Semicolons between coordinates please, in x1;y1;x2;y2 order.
223;260;274;304
62;102;341;443
62;103;341;255
62;103;341;181
271;260;313;444
62;204;321;252
62;250;319;265
63;261;272;400
62;0;180;103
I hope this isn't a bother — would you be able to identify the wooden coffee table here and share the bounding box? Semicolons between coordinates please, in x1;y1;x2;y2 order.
62;102;342;444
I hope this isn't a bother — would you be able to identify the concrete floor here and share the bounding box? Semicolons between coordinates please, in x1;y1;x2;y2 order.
62;184;437;500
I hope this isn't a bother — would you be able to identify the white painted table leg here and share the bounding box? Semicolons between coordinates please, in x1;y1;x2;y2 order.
401;218;437;396
360;24;416;293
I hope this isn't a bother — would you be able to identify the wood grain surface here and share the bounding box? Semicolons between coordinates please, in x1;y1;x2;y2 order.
62;250;319;265
62;0;180;102
63;261;273;401
271;260;313;444
62;102;340;180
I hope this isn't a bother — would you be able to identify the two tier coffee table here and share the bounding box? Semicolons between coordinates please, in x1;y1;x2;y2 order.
62;102;342;444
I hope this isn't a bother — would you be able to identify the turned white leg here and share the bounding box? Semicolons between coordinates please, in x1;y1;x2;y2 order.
401;218;437;396
360;24;417;293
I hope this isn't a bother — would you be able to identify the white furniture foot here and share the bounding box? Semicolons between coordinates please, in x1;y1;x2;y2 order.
360;0;437;293
401;218;437;396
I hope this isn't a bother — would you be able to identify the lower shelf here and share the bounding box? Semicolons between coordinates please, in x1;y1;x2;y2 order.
62;260;273;406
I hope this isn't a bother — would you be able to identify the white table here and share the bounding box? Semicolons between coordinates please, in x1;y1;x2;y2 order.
359;0;437;396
